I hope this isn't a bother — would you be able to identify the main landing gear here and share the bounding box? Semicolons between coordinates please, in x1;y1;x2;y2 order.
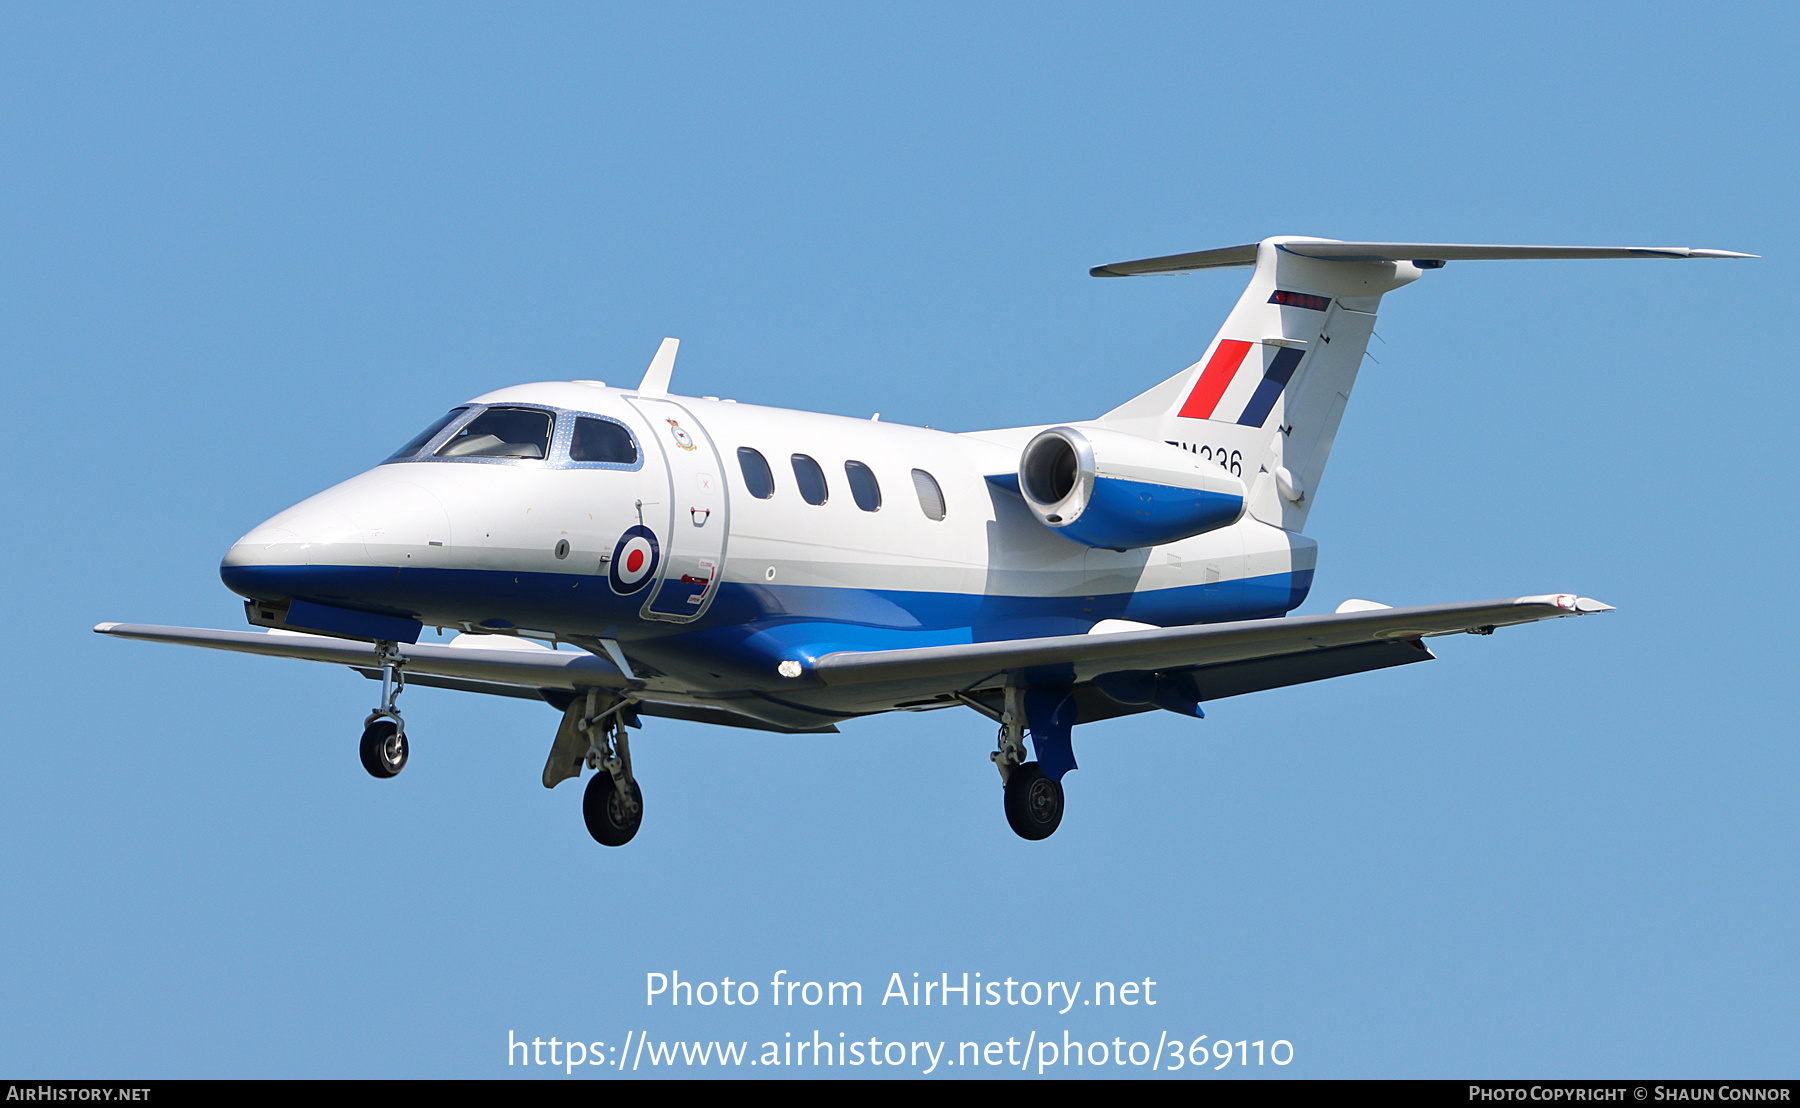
576;692;644;846
992;686;1064;841
359;641;408;778
540;690;646;846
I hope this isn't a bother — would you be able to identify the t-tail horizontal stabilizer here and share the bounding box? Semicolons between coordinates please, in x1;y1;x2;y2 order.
1091;240;1757;276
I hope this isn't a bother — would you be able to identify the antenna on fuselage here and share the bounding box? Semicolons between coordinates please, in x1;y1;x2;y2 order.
637;337;679;396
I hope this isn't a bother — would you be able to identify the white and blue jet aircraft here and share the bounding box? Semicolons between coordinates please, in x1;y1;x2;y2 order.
98;237;1751;844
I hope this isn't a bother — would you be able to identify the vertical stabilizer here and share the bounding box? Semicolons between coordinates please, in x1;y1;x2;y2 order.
1086;236;1750;532
1089;237;1424;532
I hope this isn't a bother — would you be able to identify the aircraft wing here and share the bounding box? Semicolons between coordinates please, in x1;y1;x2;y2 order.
809;594;1613;712
92;621;840;735
99;593;1608;730
95;621;631;688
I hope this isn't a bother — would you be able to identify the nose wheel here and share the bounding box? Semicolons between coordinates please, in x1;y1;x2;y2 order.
359;641;409;779
359;719;408;778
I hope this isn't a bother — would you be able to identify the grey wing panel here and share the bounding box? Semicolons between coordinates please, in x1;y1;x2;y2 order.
352;669;551;702
630;700;839;735
95;623;630;691
957;638;1436;723
350;668;840;732
1185;638;1433;701
101;621;839;734
810;595;1610;698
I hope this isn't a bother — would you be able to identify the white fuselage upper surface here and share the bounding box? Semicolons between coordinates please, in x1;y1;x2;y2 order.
220;380;1316;715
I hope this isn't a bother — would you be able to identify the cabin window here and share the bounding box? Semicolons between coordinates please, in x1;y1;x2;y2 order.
738;448;775;499
435;407;554;459
845;460;882;512
912;468;946;521
791;454;829;505
570;417;638;465
386;408;469;461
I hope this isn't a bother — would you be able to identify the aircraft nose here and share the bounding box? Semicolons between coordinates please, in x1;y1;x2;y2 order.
220;498;368;601
222;524;299;569
219;474;452;602
221;505;363;570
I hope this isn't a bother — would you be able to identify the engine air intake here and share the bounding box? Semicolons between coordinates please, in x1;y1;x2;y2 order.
1016;426;1246;550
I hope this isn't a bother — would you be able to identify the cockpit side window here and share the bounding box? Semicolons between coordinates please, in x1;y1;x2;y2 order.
386;408;470;461
570;417;639;465
436;407;554;459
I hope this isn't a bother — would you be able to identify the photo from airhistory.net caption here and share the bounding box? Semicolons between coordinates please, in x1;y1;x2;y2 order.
512;967;1281;1076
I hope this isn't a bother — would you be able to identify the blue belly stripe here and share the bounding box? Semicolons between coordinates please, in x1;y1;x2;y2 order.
221;563;1313;665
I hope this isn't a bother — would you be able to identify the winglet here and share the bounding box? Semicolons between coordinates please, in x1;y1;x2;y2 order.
637;337;679;397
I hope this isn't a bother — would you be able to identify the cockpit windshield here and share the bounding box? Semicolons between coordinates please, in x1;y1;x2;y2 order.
386;408;469;461
435;407;555;459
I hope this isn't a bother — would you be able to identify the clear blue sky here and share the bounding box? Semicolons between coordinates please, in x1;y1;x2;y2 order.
3;2;1794;1079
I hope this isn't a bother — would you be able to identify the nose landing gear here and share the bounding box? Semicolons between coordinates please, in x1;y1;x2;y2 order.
359;641;408;778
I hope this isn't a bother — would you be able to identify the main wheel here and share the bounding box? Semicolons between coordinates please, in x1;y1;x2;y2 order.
1003;761;1063;840
359;719;408;778
583;772;644;846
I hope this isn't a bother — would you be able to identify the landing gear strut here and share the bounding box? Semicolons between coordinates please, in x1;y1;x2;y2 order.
359;641;408;778
575;691;644;846
991;686;1065;840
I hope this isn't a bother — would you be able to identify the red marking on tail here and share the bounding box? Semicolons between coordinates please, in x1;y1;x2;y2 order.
1177;340;1253;420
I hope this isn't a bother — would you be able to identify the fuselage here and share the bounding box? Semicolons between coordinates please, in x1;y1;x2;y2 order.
220;381;1317;717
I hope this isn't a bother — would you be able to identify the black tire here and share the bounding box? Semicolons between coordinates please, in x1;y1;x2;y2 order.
1003;761;1063;841
583;772;644;846
359;720;408;778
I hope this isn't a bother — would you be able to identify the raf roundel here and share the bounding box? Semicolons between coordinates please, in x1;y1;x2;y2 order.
608;525;660;595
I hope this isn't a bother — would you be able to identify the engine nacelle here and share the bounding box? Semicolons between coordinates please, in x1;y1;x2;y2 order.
1017;426;1246;549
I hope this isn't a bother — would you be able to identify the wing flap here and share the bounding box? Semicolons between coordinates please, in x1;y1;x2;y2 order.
1185;637;1433;701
